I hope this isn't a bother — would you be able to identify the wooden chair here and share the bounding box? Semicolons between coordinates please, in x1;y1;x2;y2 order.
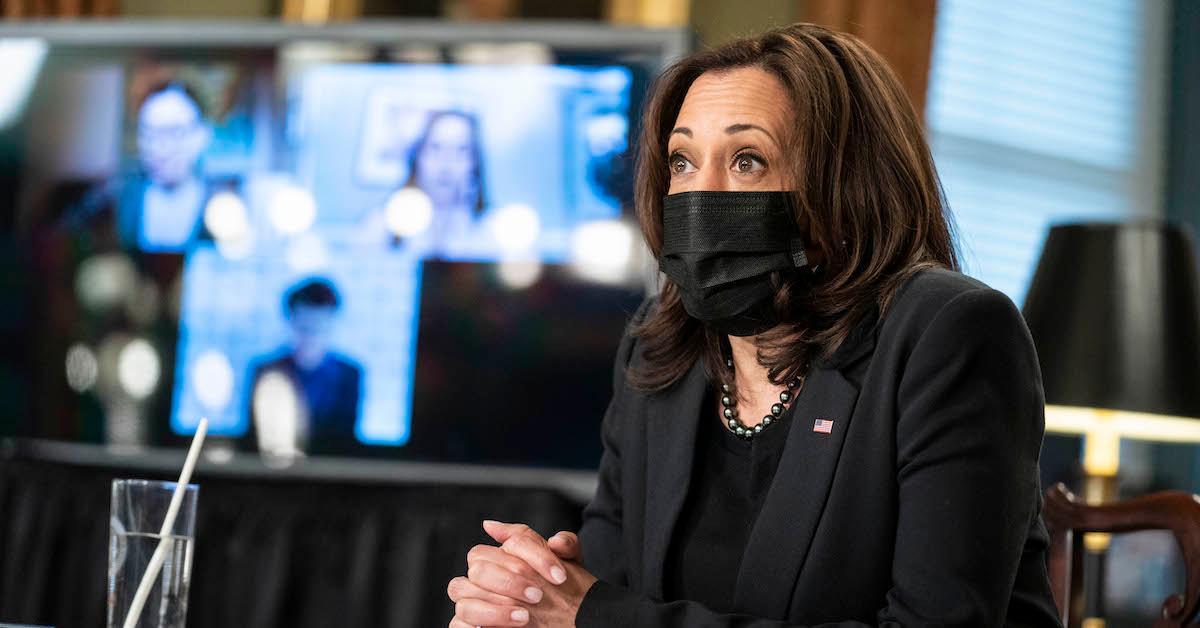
1043;482;1200;627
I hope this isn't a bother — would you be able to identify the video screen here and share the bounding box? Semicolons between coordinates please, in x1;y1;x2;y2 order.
288;63;633;253
170;240;422;455
165;62;641;459
23;54;280;252
10;37;654;467
118;61;266;253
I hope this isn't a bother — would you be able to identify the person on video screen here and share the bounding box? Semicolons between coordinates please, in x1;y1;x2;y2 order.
242;277;364;457
118;80;240;252
394;110;487;253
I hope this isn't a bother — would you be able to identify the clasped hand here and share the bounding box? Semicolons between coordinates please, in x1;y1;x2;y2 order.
447;520;598;627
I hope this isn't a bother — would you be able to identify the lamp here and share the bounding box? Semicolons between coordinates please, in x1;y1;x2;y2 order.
1022;220;1200;626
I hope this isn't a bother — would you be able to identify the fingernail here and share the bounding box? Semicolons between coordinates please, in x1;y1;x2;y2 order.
550;565;566;584
483;519;499;525
511;608;529;623
524;586;542;603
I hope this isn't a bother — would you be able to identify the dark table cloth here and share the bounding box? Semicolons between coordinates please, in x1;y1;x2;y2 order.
0;440;589;628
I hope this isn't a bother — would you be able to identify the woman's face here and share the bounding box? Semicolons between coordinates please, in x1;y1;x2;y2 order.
666;67;792;195
415;114;478;209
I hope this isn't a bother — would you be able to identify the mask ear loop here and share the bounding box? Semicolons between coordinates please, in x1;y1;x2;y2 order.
718;333;734;366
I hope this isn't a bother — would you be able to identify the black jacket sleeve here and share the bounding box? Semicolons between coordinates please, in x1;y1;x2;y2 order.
576;288;1047;627
578;298;652;586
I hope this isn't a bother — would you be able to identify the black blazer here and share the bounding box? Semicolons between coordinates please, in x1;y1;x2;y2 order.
577;268;1062;627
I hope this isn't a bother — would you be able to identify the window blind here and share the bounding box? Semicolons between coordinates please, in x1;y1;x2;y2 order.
926;0;1167;304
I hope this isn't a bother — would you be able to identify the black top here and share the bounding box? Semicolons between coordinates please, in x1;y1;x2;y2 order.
577;268;1063;627
240;352;364;456
662;389;796;612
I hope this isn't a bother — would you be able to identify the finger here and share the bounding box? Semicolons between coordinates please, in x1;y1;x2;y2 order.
448;575;534;606
447;618;476;628
466;545;542;582
482;519;524;544
455;598;530;627
547;530;581;561
497;525;567;585
466;561;545;604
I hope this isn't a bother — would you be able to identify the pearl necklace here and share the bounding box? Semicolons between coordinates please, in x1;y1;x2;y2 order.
719;357;801;440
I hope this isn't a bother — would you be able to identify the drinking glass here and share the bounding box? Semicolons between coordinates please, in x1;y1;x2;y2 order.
107;479;198;628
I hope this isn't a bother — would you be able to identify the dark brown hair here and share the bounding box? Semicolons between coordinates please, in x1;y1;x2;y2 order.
629;22;958;391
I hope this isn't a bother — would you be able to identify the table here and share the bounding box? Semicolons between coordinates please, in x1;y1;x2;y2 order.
0;439;593;628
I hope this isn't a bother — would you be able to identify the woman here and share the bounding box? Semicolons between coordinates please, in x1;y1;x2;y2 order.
393;109;487;254
446;23;1062;627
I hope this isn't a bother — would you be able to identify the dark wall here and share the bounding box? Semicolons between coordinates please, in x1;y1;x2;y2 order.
1166;0;1200;233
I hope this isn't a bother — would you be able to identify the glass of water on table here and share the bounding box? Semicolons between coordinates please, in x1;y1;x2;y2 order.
108;479;198;628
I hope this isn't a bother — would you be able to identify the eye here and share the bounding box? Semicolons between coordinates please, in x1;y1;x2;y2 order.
668;152;695;176
732;151;766;174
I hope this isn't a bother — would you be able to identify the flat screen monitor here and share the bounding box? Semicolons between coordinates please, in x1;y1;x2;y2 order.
2;22;683;468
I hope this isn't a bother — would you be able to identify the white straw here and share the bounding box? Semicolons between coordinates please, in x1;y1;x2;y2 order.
121;417;208;628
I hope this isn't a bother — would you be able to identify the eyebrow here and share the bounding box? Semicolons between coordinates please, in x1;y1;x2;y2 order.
725;123;773;139
669;124;775;141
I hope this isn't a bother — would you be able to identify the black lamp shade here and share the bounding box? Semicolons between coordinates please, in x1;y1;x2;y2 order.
1022;221;1200;418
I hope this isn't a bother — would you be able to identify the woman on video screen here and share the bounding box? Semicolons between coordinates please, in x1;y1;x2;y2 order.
393;109;487;254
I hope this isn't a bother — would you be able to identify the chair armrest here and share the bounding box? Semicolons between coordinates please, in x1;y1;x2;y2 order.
1043;482;1200;627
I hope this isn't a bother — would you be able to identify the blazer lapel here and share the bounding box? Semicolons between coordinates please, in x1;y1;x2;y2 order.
732;309;879;617
641;358;707;600
731;365;861;616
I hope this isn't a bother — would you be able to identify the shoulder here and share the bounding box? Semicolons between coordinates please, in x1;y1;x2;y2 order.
612;295;658;386
329;353;365;378
620;295;658;352
880;267;1027;351
250;353;290;373
888;266;994;317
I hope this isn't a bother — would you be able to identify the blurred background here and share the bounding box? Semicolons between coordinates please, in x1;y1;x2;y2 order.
0;0;1197;626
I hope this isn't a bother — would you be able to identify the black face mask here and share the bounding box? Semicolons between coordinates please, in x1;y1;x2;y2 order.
658;191;812;336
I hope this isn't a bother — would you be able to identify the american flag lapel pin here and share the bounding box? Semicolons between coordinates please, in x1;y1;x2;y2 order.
813;418;834;434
